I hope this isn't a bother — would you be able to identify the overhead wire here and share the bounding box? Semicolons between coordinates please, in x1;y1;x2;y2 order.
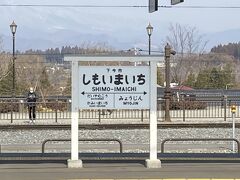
0;4;240;9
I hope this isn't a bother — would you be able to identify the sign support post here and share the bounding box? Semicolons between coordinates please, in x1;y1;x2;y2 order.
67;61;82;168
145;61;161;168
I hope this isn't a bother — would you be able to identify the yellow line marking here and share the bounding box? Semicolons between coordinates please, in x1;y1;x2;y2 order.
211;179;235;180
64;179;238;180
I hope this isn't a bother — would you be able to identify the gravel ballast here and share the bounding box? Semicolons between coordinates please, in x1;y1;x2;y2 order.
0;128;238;153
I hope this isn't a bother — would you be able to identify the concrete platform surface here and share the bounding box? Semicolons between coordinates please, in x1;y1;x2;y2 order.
1;162;240;180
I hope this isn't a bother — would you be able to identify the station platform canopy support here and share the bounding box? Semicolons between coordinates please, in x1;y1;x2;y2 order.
64;55;164;168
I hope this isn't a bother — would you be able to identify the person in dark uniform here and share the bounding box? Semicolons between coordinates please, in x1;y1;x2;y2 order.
26;87;37;123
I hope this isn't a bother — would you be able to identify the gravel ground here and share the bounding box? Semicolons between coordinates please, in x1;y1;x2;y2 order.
0;128;239;153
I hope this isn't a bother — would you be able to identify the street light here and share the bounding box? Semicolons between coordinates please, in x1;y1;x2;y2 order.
10;21;17;97
146;23;153;55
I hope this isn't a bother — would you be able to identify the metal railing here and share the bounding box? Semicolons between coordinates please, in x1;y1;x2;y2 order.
41;138;123;154
161;138;240;153
0;96;239;122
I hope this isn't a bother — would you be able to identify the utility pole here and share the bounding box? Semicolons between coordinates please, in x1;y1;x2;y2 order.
164;43;175;122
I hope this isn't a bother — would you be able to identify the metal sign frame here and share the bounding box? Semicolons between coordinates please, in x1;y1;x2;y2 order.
149;0;158;13
171;0;184;5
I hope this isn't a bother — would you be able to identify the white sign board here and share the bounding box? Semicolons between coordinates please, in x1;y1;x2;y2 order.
79;66;150;109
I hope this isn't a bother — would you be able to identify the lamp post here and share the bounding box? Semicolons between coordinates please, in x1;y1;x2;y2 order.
10;21;17;97
146;23;153;55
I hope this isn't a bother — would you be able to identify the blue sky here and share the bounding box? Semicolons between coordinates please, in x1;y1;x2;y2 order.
1;0;240;51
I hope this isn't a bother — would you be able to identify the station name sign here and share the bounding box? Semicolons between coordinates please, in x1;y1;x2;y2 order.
79;66;150;109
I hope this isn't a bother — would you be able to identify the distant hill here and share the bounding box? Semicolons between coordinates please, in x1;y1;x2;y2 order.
206;29;240;52
2;27;240;54
210;41;240;60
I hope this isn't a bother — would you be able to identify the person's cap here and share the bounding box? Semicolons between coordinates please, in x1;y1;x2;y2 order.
30;87;34;92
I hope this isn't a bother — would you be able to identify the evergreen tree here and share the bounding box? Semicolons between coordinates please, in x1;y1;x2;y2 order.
194;69;211;89
184;72;195;87
209;68;221;88
194;65;234;89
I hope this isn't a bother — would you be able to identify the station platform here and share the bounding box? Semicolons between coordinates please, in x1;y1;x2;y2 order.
1;161;240;180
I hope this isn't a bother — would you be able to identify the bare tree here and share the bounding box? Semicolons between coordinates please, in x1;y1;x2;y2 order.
165;23;208;85
0;54;11;82
15;55;46;94
0;37;12;83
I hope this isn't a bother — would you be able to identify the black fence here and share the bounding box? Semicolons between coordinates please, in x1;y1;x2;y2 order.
0;95;239;123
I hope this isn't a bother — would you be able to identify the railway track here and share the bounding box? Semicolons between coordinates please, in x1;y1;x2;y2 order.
0;122;239;129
